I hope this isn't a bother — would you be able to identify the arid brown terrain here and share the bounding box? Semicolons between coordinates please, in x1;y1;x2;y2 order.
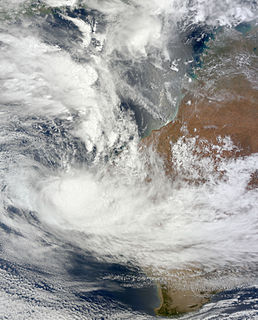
142;31;258;316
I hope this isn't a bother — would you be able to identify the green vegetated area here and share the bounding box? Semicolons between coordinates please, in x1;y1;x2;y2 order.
0;1;53;21
155;285;182;317
0;0;78;21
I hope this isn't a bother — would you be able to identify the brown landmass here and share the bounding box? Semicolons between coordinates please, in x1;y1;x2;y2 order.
155;285;211;316
144;80;258;316
153;268;214;316
145;266;222;317
143;28;258;180
143;76;258;177
142;66;258;318
141;31;258;317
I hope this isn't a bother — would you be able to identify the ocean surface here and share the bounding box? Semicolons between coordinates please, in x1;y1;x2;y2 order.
0;0;258;319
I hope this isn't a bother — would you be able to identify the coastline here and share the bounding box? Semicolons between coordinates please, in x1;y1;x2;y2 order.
141;29;258;317
155;283;212;317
